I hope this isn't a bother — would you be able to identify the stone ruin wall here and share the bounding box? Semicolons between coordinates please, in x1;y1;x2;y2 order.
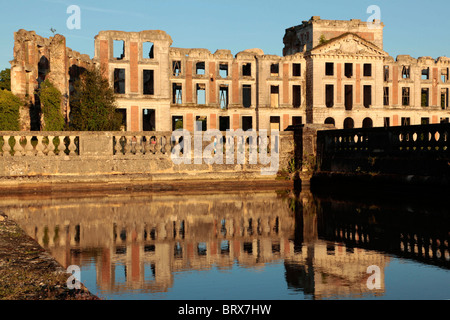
10;29;93;131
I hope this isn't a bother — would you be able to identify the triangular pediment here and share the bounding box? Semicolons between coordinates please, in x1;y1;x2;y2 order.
311;33;387;57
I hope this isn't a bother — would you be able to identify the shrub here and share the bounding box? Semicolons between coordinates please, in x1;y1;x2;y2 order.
0;89;21;131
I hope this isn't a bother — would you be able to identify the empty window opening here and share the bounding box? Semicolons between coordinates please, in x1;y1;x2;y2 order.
345;63;353;78
143;70;154;95
172;83;182;104
441;68;449;83
383;87;389;106
441;88;449;109
345;85;353;110
402;66;410;79
172;60;181;76
219;63;228;78
114;68;125;94
242;116;253;131
440;117;449;123
195;116;207;131
243;84;251;108
38;56;50;84
270;63;279;76
384;65;390;81
325;85;334;108
421;88;429;107
270;116;280;131
142;109;155;131
325;62;334;76
270;85;279;108
293;63;301;77
363;85;372;108
172;116;183;131
383;117;390;127
196;83;206;104
363;64;372;77
219;116;230;131
292;116;302;126
324;117;335;126
293;85;301;108
343;117;354;129
113;40;125;60
219;85;229;109
362;118;373;128
401;117;411;126
421;117;430;125
196;62;205;75
402;87;410;106
143;41;154;59
421;68;430;80
242;63;252;76
116;108;127;131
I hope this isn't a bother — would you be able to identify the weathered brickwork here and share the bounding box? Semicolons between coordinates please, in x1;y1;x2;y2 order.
10;16;450;132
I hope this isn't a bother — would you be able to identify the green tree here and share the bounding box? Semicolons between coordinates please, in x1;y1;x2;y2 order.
70;67;122;131
0;68;11;91
0;89;21;130
38;80;65;131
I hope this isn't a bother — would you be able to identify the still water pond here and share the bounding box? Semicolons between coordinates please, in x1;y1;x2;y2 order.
0;186;448;300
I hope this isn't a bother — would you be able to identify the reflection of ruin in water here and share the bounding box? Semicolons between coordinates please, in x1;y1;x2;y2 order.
0;188;447;299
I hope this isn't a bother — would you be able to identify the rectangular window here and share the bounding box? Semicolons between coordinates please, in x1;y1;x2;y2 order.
363;85;372;108
270;63;279;76
270;116;280;131
113;40;125;60
196;62;205;75
270;85;279;108
242;63;252;76
402;87;410;106
293;85;301;108
172;61;181;76
196;83;206;104
421;68;430;80
325;84;334;108
440;117;449;123
116;109;127;131
195;116;207;131
383;117;390;127
219;116;230;131
219;85;229;109
242;116;253;131
421;88;429;107
172;83;182;104
219;63;228;78
384;65;390;81
441;68;449;83
243;85;251;107
143;41;154;59
363;64;372;77
421;117;430;125
441;88;449;109
114;68;125;94
292;116;302;126
383;87;389;106
325;62;334;76
292;63;301;76
345;63;353;78
143;70;154;95
345;85;353;110
401;117;410;126
142;109;155;131
402;66;410;79
172;116;183;131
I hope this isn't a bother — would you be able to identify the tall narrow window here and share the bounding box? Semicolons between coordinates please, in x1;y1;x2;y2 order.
362;118;373;128
441;88;449;109
345;63;353;78
421;68;430;80
270;85;279;108
243;85;251;107
363;85;372;108
401;117;410;126
325;84;334;108
421;88;429;107
343;118;354;129
421;117;430;125
402;66;410;79
143;70;154;95
383;87;389;106
172;61;181;76
219;85;229;109
345;85;353;110
196;83;206;104
383;117;390;127
143;41;154;59
242;63;251;76
363;64;372;77
293;85;301;108
172;83;182;104
402;87;410;106
219;63;228;78
196;62;205;75
325;62;334;76
270;63;279;76
441;68;449;83
384;65;390;81
292;63;301;76
114;68;125;94
113;40;125;60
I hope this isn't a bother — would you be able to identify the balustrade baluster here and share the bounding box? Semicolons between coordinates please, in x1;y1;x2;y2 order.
68;136;77;155
14;136;23;156
47;136;55;156
35;136;45;155
2;136;11;156
24;136;35;156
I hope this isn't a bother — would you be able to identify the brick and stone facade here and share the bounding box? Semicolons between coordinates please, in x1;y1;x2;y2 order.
10;16;450;132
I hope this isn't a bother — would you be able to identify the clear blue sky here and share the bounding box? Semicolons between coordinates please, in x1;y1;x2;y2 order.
1;0;449;71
